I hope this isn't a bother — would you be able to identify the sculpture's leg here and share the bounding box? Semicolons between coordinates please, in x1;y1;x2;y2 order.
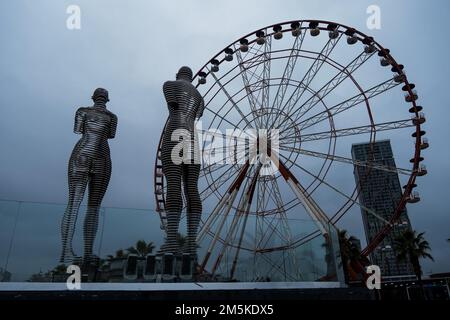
183;163;202;257
161;162;182;254
83;159;111;263
60;168;89;264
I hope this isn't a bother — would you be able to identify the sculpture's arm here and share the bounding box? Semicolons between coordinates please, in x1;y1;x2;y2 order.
109;114;118;139
196;96;205;119
73;108;85;134
163;81;178;108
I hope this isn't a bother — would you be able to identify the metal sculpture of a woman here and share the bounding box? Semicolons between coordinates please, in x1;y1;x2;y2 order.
160;66;204;258
60;88;117;265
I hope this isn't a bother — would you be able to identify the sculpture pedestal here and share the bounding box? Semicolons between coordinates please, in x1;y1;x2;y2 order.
122;253;197;283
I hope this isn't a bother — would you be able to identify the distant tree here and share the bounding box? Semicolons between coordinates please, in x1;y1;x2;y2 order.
107;249;126;260
337;230;369;282
115;249;126;258
53;264;67;274
28;270;49;282
28;265;67;282
394;230;433;299
126;240;155;257
107;241;155;262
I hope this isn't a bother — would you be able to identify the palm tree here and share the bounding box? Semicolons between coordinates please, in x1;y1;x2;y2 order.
126;240;155;257
115;249;126;258
106;241;155;262
28;269;51;282
107;248;127;260
337;230;369;282
394;230;433;299
53;264;68;274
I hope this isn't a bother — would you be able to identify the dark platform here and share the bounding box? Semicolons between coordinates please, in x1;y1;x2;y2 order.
0;282;375;300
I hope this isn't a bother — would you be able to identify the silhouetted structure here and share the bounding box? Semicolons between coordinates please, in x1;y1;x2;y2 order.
352;140;414;280
60;88;117;265
160;66;204;258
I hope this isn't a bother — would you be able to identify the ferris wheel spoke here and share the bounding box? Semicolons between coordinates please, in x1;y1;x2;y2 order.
296;77;401;132
207;74;313;132
278;50;376;133
199;162;251;270
271;177;296;245
228;163;262;279
266;23;307;127
200;152;246;180
279;153;393;226
277;215;301;280
200;154;234;179
199;162;250;240
273;157;331;235
200;168;238;200
254;179;281;253
255;179;270;215
255;252;298;281
257;224;300;281
200;140;251;181
280;118;415;143
200;149;241;180
257;228;321;253
247;42;267;57
204;106;243;131
197;189;237;246
260;248;299;281
234;39;273;128
208;70;253;128
203;210;240;275
280;146;414;175
287;230;322;252
199;129;254;147
200;139;254;195
274;32;344;128
259;31;272;128
208;199;249;275
207;163;260;276
263;180;281;214
256;179;294;250
256;209;284;250
263;249;301;281
234;45;262;125
256;166;280;214
199;165;241;201
274;207;301;280
199;129;253;180
200;166;245;203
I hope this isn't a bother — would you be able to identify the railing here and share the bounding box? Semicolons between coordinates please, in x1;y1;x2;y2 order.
0;199;339;282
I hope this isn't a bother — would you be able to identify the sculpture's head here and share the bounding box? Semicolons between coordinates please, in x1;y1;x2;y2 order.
176;66;193;82
92;88;110;102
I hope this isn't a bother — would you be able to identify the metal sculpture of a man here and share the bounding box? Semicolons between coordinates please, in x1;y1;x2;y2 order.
60;88;117;264
160;66;204;258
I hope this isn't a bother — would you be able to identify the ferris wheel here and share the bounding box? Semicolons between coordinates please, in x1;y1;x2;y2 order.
154;20;427;281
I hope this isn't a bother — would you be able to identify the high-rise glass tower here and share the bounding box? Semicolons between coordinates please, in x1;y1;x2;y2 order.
351;140;415;281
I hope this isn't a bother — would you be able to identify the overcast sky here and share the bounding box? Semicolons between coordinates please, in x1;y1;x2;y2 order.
0;0;449;280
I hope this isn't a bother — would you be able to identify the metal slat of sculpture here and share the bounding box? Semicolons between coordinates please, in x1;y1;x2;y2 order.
160;66;205;260
60;88;118;265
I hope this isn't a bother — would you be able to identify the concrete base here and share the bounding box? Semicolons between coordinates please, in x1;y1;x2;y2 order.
0;282;375;300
